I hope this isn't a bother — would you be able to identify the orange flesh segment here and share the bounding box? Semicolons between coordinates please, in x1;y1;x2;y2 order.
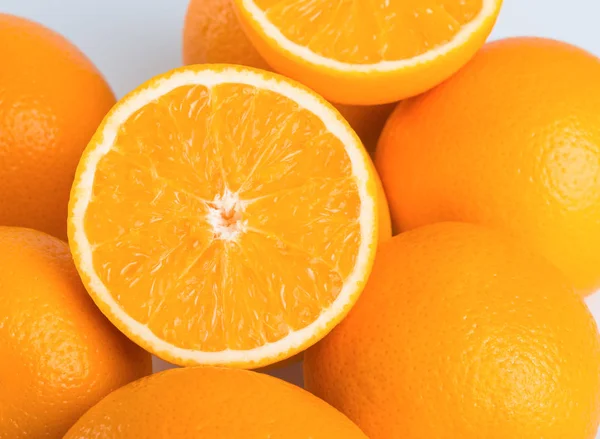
255;0;483;64
84;83;362;352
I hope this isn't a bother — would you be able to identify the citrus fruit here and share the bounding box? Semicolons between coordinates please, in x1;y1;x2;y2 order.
182;0;396;153
64;367;367;438
183;0;270;70
68;64;379;369
0;227;151;439
376;37;600;296
305;222;600;439
231;0;503;105
0;14;116;240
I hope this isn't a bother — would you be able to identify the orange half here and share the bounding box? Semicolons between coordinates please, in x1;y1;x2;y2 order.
232;0;503;105
68;65;379;368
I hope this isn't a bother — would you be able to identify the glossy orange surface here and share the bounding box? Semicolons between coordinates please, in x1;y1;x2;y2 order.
377;37;600;295
0;227;151;439
64;367;367;438
0;14;115;239
306;223;600;439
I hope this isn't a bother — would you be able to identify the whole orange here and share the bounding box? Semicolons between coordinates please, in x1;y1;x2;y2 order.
182;0;395;153
0;14;116;240
64;367;367;438
305;222;600;439
0;227;152;439
376;37;600;296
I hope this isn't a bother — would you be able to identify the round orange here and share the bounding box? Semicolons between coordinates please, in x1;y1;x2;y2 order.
0;14;116;240
0;227;152;439
376;37;600;296
305;222;600;439
64;367;367;438
182;0;395;154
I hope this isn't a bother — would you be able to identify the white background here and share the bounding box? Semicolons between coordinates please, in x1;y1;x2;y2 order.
3;0;600;433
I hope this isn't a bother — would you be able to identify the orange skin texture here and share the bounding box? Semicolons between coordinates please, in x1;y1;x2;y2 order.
182;0;395;155
0;14;116;240
64;367;368;438
0;227;152;439
183;0;270;70
376;37;600;296
305;223;600;439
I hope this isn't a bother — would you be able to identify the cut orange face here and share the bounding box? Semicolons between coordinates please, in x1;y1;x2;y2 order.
232;0;503;105
68;65;379;368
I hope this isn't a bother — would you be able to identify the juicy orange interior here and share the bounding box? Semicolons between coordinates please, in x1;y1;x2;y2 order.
255;0;483;64
84;83;363;352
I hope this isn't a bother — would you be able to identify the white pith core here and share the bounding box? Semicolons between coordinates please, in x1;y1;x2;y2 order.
206;189;247;242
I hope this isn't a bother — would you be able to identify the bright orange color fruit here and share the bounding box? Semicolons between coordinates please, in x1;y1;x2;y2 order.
232;0;503;105
68;64;379;369
0;227;151;439
305;222;600;439
0;14;116;240
64;367;367;438
183;0;270;70
182;0;396;155
376;37;600;296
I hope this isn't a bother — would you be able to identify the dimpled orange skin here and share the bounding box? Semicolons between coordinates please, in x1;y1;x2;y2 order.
376;37;600;296
0;227;152;439
64;367;368;438
182;0;395;154
0;14;116;240
305;223;600;439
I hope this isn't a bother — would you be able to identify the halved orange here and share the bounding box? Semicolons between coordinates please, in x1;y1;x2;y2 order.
68;65;379;368
232;0;503;105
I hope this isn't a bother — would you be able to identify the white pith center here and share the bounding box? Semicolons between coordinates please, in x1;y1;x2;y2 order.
206;188;247;241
